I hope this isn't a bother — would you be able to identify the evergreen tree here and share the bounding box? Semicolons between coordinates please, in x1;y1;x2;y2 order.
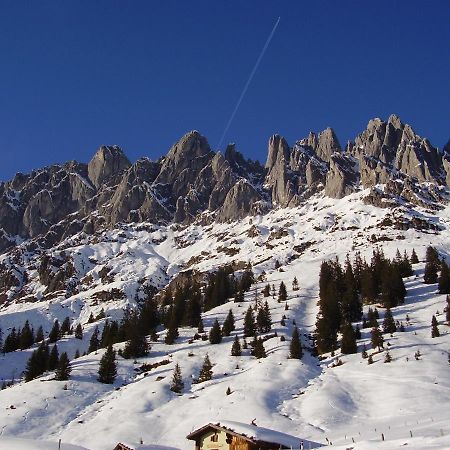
380;263;406;308
165;320;179;345
122;332;149;359
231;335;241;356
367;308;378;327
36;341;49;375
289;327;303;359
243;305;256;337
400;250;414;277
19;320;34;350
47;344;59;371
61;317;71;335
354;324;361;339
256;301;272;333
138;293;160;333
48;320;60;344
438;261;450;294
410;248;419;264
74;323;83;340
424;261;438;284
98;344;117;384
196;354;213;383
170;363;184;393
278;282;287;303
384;350;392;363
431;315;440;338
252;337;267;359
262;284;271;297
238;266;254;293
371;326;384;351
222;310;235;337
382;308;397;334
35;325;44;343
197;318;204;334
426;246;439;265
24;351;40;382
184;284;202;328
88;326;100;353
74;349;80;359
234;290;244;303
315;260;342;354
55;352;71;381
209;319;222;344
340;323;357;354
292;277;299;291
2;327;19;353
341;256;362;322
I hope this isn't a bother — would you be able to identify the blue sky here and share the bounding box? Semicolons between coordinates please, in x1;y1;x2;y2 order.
0;1;449;181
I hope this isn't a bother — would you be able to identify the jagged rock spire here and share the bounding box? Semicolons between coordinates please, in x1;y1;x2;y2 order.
88;145;131;188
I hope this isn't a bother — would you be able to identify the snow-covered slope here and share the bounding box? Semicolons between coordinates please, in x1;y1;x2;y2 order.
0;190;449;449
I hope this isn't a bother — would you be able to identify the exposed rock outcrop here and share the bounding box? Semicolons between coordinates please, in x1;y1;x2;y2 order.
88;145;131;188
0;116;447;253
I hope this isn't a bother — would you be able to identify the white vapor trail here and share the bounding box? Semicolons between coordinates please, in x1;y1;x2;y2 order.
217;16;281;150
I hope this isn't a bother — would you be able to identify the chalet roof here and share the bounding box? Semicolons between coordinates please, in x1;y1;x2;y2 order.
186;421;304;449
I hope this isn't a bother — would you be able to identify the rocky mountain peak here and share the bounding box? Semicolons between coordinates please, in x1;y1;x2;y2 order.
155;131;212;187
444;139;450;155
316;127;341;162
265;134;289;169
87;145;131;188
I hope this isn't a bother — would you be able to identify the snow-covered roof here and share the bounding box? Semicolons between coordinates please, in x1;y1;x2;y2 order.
188;421;323;448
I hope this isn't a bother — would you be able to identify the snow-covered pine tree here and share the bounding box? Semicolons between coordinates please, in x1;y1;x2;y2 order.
231;335;241;356
170;363;184;393
278;281;287;303
88;326;100;353
61;316;71;335
252;337;267;359
47;344;59;371
289;327;303;359
410;248;419;264
431;315;440;338
55;352;71;381
74;323;83;340
371;325;384;351
222;310;235;336
384;350;392;363
209;319;222;344
98;344;117;384
382;308;397;334
48;320;60;343
243;305;256;337
438;261;450;294
196;354;213;383
340;323;357;354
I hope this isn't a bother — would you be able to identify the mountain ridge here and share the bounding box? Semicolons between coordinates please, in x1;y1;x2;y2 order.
0;115;448;256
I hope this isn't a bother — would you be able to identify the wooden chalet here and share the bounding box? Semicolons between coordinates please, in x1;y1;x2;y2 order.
114;444;134;450
187;422;305;450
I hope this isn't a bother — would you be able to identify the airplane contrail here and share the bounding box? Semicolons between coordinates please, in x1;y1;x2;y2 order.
217;17;281;150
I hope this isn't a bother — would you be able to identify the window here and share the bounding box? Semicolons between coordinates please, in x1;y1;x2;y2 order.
211;434;219;442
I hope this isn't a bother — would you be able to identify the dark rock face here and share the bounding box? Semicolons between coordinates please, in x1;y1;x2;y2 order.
352;115;444;186
88;145;131;188
0;116;448;253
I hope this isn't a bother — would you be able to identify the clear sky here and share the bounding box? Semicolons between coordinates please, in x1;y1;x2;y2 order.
1;1;449;181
